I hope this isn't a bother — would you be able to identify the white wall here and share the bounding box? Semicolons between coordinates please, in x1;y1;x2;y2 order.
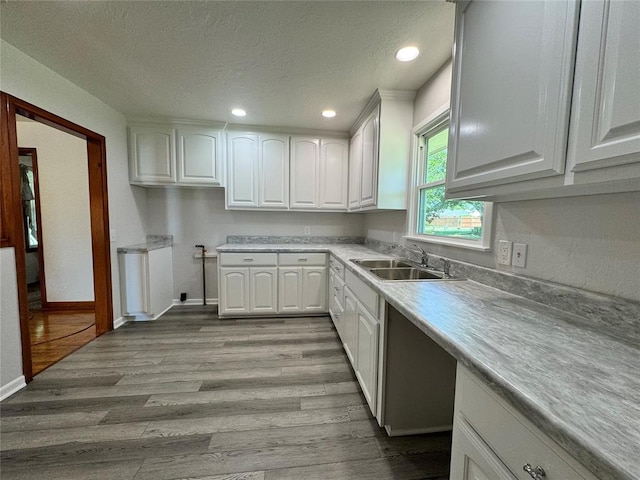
146;188;364;301
364;58;640;302
0;248;25;399
17;120;94;302
0;39;148;389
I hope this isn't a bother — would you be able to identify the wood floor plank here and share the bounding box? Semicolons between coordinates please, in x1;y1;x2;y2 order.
136;341;342;358
145;384;326;407
7;381;203;404
172;473;265;480
133;438;381;480
0;395;151;417
0;422;149;450
199;371;355;392
281;363;352;376
375;431;452;457
263;451;451;480
300;392;366;410
207;419;383;452
0;458;144;480
36;363;204;379
114;367;282;386
140;407;351;438
324;381;360;395
347;405;374;421
100;397;301;425
197;354;348;372
165;351;304;364
0;434;211;471
0;411;108;432
23;375;123;389
46;358;163;369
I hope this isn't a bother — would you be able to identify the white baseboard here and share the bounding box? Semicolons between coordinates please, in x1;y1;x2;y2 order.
113;316;128;329
0;375;26;401
173;298;218;306
384;424;453;437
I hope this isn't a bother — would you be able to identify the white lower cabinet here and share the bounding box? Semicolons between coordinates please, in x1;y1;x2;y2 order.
342;287;358;366
451;366;599;480
355;303;379;413
278;266;327;314
218;252;327;316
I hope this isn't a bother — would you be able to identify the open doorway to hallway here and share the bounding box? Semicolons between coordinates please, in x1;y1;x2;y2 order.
17;117;97;375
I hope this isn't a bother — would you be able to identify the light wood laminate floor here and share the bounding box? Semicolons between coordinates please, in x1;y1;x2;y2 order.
1;306;451;480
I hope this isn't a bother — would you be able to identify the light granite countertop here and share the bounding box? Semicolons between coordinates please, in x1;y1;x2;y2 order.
117;235;173;254
217;243;639;480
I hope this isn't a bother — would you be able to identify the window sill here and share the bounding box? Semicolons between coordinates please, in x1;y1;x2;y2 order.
403;234;493;252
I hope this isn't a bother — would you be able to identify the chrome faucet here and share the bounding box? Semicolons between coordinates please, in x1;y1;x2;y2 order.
412;243;429;267
441;258;451;277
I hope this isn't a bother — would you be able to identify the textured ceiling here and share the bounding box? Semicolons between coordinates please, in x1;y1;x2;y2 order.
0;1;454;132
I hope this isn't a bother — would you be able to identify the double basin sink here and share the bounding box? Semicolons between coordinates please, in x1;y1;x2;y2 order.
351;259;462;282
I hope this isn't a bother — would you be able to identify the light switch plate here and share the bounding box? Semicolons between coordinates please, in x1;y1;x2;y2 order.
513;243;528;268
498;240;513;265
110;229;116;242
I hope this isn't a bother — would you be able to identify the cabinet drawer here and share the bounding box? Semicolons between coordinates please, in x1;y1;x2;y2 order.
219;252;278;266
332;274;345;308
329;256;345;279
279;253;326;266
345;269;378;318
455;366;597;480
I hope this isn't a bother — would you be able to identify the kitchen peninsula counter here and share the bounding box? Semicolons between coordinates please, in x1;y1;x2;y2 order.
217;243;639;480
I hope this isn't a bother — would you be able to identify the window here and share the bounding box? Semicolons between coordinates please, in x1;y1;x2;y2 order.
408;110;492;250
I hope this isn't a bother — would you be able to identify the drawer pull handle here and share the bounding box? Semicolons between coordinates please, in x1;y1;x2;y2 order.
523;464;546;479
334;287;341;292
243;258;254;262
298;258;308;262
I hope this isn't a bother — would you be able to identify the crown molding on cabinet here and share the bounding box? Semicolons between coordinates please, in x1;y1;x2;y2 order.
349;89;416;136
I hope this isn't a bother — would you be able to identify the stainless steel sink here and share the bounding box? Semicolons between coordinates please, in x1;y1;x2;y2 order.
352;259;414;269
369;267;444;281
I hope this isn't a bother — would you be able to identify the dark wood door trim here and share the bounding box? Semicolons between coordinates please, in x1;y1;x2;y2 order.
1;92;113;382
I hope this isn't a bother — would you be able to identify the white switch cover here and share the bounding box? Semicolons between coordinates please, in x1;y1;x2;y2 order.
513;243;528;268
498;240;513;265
110;229;116;242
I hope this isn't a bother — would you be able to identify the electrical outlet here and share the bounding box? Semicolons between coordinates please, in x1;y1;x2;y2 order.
513;243;528;268
304;226;311;235
497;240;513;265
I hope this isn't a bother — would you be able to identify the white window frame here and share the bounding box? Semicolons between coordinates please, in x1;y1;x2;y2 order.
405;104;493;251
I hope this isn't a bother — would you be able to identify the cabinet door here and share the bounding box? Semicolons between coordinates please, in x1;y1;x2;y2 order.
450;418;517;480
259;135;289;209
567;0;640;181
278;267;302;313
359;108;379;208
129;126;176;184
319;138;349;210
219;267;250;315
301;267;327;313
227;133;258;207
342;287;358;367
290;137;320;209
447;1;579;193
250;267;277;314
355;304;379;414
176;127;222;185
348;131;362;210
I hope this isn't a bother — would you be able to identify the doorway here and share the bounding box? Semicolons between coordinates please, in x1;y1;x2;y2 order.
1;92;113;382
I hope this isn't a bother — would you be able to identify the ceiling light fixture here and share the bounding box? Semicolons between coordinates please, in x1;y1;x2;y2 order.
395;46;420;62
231;108;247;117
322;110;336;118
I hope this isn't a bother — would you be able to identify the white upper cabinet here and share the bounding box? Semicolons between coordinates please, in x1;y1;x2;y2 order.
290;137;320;209
291;137;349;211
348;90;414;211
319;139;349;210
176;127;222;185
226;132;289;209
446;0;579;194
567;0;640;184
129;125;176;185
129;122;224;187
259;135;289;209
227;132;259;207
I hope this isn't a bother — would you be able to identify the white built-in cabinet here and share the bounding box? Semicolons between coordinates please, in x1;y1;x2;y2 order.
355;303;379;410
451;366;599;480
218;252;327;316
446;0;640;201
129;123;223;187
226;132;289;209
348;90;414;211
290;136;349;210
566;0;640;185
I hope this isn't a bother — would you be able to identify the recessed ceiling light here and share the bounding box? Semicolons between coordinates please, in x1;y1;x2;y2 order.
395;46;420;62
231;108;246;117
322;110;336;118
